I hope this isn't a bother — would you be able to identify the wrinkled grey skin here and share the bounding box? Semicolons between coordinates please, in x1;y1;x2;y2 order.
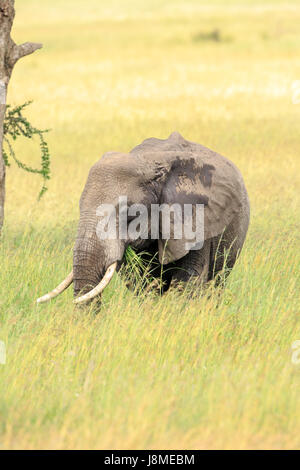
73;132;250;299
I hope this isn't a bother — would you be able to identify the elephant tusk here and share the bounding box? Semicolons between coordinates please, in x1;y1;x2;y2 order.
74;262;117;304
36;271;74;304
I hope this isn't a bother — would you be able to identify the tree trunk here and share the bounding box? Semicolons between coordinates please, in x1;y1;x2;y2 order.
0;0;42;231
0;86;6;229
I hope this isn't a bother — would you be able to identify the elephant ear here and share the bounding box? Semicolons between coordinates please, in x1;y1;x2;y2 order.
158;156;243;264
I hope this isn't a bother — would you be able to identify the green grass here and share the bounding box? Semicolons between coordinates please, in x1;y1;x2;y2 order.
0;0;300;449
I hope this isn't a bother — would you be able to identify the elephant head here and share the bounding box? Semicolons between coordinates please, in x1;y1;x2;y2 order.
37;132;249;305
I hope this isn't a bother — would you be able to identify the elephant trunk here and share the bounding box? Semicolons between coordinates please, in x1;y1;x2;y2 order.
73;211;103;298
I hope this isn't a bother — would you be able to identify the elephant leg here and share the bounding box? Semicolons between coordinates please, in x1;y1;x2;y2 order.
209;226;241;287
169;239;211;290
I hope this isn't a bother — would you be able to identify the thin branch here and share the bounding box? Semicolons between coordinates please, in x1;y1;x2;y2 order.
9;42;42;68
17;42;43;59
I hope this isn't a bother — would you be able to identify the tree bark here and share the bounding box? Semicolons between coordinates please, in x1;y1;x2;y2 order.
0;0;42;231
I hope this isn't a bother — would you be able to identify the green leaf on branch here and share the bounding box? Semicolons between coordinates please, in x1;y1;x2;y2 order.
3;101;51;199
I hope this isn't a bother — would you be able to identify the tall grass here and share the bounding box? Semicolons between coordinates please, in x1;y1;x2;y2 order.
0;0;299;449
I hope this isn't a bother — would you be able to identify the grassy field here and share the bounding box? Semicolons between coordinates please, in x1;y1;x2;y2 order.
0;0;300;449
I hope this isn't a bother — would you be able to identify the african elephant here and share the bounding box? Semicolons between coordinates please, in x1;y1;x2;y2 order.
37;132;250;305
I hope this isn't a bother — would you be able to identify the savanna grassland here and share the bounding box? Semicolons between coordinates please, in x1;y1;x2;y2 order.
0;0;300;449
